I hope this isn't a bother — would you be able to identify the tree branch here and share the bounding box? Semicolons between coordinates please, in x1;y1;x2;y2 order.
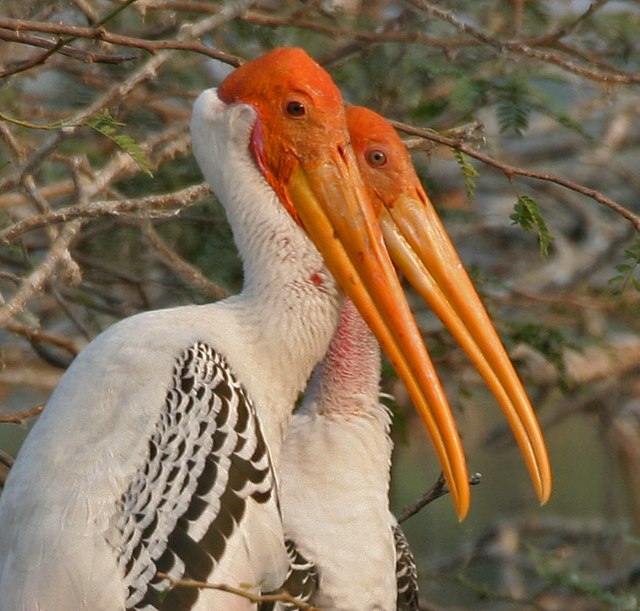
139;219;230;300
5;321;81;357
398;472;482;523
0;405;44;424
0;28;132;64
0;0;140;78
405;0;640;84
0;183;211;244
392;119;640;232
157;572;318;610
0;220;82;329
0;17;242;78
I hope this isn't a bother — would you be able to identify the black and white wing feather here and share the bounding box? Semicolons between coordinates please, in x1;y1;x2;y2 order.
106;341;277;610
260;538;318;611
394;524;419;611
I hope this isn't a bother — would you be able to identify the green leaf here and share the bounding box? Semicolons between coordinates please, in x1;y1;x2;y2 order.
494;76;531;135
510;194;553;257
497;98;530;135
452;149;479;202
609;233;640;295
85;111;153;177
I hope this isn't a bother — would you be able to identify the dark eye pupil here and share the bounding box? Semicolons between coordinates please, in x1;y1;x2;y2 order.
286;101;305;117
367;149;387;166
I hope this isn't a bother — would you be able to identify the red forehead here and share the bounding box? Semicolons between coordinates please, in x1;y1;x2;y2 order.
346;106;417;204
346;106;405;152
218;47;342;113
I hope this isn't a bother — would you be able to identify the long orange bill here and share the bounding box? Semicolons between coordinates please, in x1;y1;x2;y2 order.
286;146;472;519
216;47;476;517
381;187;552;504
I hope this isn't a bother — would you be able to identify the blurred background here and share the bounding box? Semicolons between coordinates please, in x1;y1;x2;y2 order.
1;1;639;608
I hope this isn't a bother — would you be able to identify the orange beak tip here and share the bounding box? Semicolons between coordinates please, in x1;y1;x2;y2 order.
457;506;469;522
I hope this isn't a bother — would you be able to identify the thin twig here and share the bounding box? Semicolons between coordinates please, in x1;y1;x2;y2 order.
405;0;640;84
157;572;318;610
0;404;44;424
0;0;140;78
391;120;640;232
139;220;230;301
0;220;82;329
0;122;192;210
398;472;482;523
0;28;134;64
0;0;248;78
0;183;211;244
5;321;81;356
0;450;14;469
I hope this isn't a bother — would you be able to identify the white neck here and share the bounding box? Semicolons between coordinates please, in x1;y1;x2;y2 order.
191;89;342;457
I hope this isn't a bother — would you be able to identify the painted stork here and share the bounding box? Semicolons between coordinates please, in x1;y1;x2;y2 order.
0;46;549;610
277;105;552;610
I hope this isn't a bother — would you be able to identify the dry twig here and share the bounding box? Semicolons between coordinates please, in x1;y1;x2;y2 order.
0;184;211;244
0;405;44;425
399;472;482;523
157;572;318;610
391;120;640;231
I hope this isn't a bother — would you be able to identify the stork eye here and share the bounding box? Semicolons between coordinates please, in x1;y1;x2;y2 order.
366;149;387;167
286;100;306;117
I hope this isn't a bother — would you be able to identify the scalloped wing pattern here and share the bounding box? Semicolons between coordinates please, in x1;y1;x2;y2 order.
393;524;419;611
259;537;318;611
107;341;276;610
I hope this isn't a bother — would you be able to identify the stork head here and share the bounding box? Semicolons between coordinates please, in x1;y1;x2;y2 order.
347;105;552;505
193;48;496;518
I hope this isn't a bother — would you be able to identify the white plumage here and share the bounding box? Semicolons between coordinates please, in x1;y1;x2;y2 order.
279;300;418;610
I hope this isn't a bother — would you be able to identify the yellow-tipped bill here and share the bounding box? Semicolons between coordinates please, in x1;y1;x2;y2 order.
287;148;471;518
347;105;552;506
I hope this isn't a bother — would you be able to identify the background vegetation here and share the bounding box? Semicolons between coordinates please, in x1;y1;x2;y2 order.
1;0;640;608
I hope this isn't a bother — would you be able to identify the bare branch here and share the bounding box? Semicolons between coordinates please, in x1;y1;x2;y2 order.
392;120;640;231
0;17;242;77
5;321;81;356
139;220;230;300
0;220;82;329
405;0;640;84
398;472;482;523
0;28;134;64
0;0;140;78
0;450;14;470
0;405;44;424
0;184;211;244
0;122;192;211
157;572;318;610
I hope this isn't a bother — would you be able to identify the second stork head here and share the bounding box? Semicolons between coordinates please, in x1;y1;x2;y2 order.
347;105;552;508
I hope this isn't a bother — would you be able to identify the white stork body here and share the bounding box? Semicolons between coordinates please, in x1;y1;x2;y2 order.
279;300;418;610
0;89;340;610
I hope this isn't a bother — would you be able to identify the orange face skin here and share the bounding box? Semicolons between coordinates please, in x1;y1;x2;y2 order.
219;48;349;224
346;105;418;215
